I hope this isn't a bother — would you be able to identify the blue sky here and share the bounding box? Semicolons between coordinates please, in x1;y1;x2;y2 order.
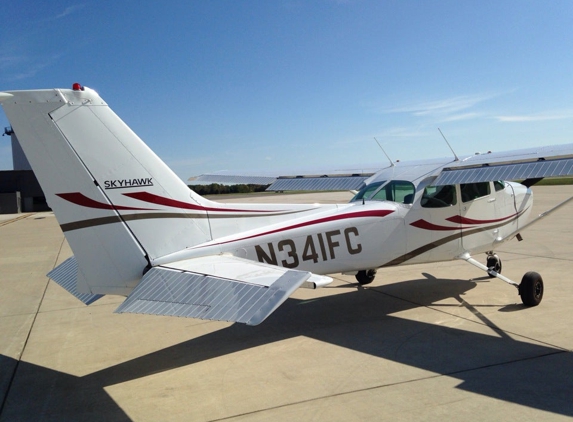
1;1;573;180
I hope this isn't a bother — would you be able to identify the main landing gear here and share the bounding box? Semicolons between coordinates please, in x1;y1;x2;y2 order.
355;269;377;285
459;251;544;307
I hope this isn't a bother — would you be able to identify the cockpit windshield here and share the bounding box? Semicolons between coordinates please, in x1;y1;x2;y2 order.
351;180;415;204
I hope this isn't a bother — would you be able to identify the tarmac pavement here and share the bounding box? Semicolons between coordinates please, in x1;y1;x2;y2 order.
0;186;572;421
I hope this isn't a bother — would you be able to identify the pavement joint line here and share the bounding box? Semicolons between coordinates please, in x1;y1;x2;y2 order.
275;274;569;353
365;285;570;353
0;213;34;227
0;234;66;419
208;349;568;422
208;373;446;422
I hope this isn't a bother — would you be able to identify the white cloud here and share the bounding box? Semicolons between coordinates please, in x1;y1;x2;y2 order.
8;54;62;81
495;110;573;122
50;4;87;21
384;93;499;118
0;55;26;71
441;112;481;122
373;127;426;138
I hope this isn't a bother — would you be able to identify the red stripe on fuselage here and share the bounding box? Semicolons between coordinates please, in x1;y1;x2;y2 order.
410;219;469;231
196;209;395;247
445;213;519;225
411;210;524;232
123;191;289;213
56;193;155;211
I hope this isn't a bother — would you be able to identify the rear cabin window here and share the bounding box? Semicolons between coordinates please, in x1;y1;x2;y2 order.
421;185;457;208
460;182;491;202
494;181;505;192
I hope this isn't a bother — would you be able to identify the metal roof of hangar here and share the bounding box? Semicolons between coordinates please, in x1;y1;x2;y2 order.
267;175;370;191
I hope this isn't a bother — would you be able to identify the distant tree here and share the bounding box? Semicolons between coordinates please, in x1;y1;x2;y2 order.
188;184;271;195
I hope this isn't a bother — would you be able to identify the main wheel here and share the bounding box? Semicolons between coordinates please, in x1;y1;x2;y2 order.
519;271;544;306
486;254;502;278
356;269;376;285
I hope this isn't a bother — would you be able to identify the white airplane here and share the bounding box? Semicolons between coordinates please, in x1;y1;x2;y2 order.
1;84;573;326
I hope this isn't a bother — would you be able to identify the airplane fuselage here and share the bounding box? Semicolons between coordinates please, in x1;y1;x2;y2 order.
155;180;532;277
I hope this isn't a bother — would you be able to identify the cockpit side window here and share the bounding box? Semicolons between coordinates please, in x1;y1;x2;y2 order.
351;180;415;204
421;185;457;208
460;182;491;202
371;180;415;204
351;181;385;202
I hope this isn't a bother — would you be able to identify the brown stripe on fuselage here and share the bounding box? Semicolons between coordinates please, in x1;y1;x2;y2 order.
59;209;309;232
382;212;525;267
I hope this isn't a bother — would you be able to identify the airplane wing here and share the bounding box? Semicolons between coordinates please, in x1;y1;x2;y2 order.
193;143;573;191
433;143;573;186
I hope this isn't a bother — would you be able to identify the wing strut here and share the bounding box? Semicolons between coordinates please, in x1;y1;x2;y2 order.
494;194;573;245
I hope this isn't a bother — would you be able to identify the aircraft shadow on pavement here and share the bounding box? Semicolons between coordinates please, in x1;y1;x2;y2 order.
1;276;571;421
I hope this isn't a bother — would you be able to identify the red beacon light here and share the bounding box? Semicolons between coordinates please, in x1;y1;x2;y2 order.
72;82;84;91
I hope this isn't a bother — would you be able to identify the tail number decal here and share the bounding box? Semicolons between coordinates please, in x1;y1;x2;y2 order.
255;227;362;268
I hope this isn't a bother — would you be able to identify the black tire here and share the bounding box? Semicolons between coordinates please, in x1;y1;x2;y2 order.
519;271;544;306
356;269;376;285
486;254;502;278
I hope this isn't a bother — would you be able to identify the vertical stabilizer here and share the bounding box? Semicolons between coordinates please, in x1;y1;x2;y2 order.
0;87;212;294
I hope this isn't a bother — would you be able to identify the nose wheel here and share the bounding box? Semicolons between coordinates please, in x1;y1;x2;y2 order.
486;253;502;278
519;271;544;306
458;252;544;307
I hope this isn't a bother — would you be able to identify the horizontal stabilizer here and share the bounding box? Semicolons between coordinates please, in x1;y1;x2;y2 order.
47;257;104;305
115;257;311;325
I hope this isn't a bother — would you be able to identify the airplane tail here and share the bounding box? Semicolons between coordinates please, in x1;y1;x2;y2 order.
0;86;213;295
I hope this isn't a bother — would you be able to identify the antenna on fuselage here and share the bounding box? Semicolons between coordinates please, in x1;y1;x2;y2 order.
373;137;395;167
438;128;459;161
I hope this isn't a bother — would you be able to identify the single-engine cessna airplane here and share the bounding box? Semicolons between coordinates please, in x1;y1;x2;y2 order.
2;84;573;326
